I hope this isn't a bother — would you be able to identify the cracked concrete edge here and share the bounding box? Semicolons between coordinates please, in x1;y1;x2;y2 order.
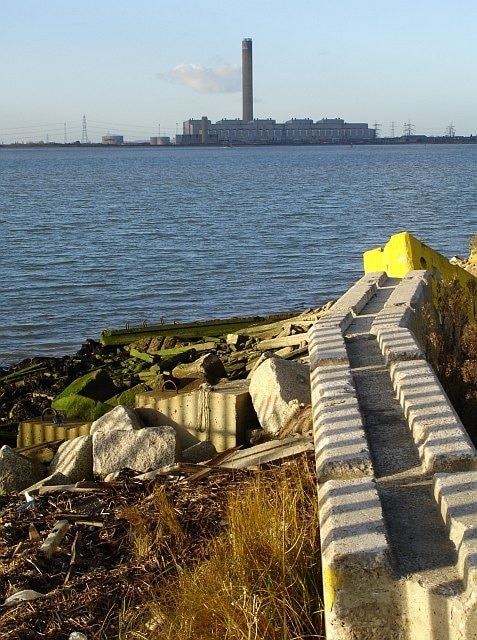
315;310;354;331
433;472;477;593
324;272;388;317
370;305;418;337
308;324;349;370
384;270;432;309
318;477;399;640
390;360;477;473
375;326;425;365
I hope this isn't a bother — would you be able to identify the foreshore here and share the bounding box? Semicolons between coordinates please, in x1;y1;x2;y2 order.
0;305;330;445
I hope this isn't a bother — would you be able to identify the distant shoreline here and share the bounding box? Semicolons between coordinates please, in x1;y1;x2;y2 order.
1;137;476;150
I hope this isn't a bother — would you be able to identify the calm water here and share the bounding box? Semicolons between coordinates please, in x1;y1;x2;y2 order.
1;144;476;366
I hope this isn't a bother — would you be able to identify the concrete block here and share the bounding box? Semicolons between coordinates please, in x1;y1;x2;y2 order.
355;271;388;287
331;282;378;315
318;478;398;639
0;445;45;494
249;357;310;437
17;418;91;448
313;396;373;481
136;380;259;451
375;326;425;364
315;310;354;331
92;426;176;477
48;435;93;482
310;364;356;400
434;472;477;590
89;405;144;436
384;270;431;309
390;361;477;472
308;324;349;370
370;305;417;336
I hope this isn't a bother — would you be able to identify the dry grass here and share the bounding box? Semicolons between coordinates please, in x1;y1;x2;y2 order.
424;277;477;444
124;459;323;640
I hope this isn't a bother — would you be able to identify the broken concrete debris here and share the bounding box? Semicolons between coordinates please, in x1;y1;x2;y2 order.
0;306;328;495
249;357;311;437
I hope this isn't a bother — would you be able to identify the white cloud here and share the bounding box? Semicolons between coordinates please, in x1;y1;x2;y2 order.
164;63;241;93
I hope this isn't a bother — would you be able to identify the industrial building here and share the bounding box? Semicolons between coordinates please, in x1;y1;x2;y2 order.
176;38;376;145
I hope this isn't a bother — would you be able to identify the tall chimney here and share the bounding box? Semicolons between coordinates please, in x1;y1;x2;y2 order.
242;38;253;123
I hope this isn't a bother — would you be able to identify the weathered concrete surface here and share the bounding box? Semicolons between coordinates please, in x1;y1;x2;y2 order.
136;380;259;451
249;357;310;437
92;426;177;477
90;405;144;436
311;269;477;639
48;435;94;482
318;478;400;639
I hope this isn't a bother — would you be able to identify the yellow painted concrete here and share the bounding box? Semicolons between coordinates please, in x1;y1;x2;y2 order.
363;231;477;298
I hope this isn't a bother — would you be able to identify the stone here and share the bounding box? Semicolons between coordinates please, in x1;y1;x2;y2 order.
92;426;177;477
182;440;217;464
172;352;227;382
249;357;311;437
51;394;113;421
48;435;93;482
89;405;144;436
52;369;118;402
0;445;45;494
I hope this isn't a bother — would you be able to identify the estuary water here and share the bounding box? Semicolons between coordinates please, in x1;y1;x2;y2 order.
1;143;476;366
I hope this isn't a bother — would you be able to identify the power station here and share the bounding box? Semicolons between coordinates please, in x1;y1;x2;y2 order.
176;38;376;145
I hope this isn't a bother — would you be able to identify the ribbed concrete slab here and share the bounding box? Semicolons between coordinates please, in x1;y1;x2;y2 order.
313;397;373;481
370;305;417;335
312;267;477;638
375;326;425;364
318;478;399;640
315;310;354;330
434;471;477;588
308;324;349;369
322;272;387;317
390;360;477;472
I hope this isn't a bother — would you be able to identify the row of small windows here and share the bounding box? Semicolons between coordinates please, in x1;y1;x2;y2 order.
213;128;371;139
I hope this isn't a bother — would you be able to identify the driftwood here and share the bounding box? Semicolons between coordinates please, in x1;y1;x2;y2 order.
257;334;309;351
40;519;70;559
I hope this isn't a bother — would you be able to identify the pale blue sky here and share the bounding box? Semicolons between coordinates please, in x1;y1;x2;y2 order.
1;0;475;142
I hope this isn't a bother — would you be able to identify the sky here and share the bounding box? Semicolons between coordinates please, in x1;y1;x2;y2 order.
1;0;476;143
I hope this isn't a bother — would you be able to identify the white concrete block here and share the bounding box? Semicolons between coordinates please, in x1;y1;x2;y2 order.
48;435;93;482
249;357;310;437
136;380;258;451
92;426;176;477
89;405;143;436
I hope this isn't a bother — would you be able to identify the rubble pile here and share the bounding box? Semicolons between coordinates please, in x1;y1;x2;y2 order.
0;306;329;637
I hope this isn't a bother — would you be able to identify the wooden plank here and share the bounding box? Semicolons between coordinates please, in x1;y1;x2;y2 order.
257;334;309;351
